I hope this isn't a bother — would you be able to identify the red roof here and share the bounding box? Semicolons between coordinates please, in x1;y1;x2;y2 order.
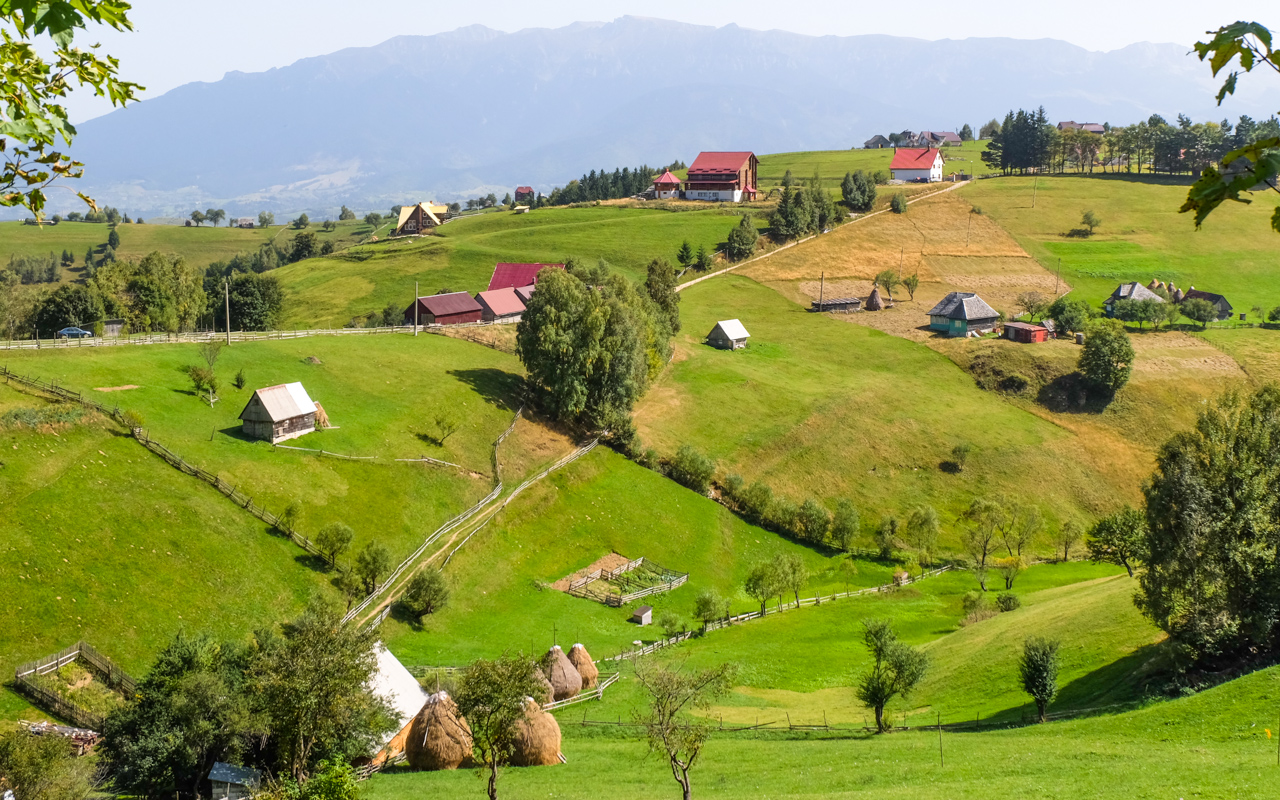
654;170;681;185
515;186;534;194
475;287;526;316
687;152;754;175
419;292;482;317
891;148;943;170
487;262;564;291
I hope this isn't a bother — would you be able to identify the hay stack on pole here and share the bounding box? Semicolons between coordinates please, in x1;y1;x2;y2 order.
567;644;598;690
511;698;563;767
866;287;886;311
533;670;555;704
405;691;473;771
542;645;581;701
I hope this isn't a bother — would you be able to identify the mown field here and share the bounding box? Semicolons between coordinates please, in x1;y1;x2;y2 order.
0;380;334;721
757;141;995;190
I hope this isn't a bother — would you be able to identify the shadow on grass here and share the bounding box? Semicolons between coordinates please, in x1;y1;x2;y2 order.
293;551;331;574
1036;372;1116;414
1055;641;1169;711
217;425;258;442
448;368;524;411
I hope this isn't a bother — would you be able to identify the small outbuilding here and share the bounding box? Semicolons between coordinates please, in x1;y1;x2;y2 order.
632;606;653;626
404;292;484;326
863;134;892;149
515;285;536;304
811;297;862;313
238;382;318;444
707;319;750;350
208;762;262;800
1104;282;1164;317
653;169;683;199
927;291;999;337
102;318;125;338
1004;321;1049;343
474;287;526;322
1182;289;1234;320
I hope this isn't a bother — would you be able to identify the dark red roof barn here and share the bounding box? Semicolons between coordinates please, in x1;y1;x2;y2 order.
487;262;564;291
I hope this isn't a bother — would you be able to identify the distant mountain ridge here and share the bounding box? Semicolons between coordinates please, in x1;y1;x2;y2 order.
46;17;1280;218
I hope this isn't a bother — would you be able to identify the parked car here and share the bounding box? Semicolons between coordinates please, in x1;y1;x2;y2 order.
56;327;93;339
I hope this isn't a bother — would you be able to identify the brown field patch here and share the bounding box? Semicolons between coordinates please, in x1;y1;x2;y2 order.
1129;331;1248;379
94;385;140;392
497;414;578;484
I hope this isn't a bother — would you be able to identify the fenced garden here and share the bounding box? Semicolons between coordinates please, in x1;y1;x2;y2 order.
566;556;689;607
13;641;136;730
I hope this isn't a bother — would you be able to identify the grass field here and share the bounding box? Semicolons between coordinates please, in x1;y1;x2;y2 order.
1198;327;1280;385
0;381;334;722
758;141;995;190
0;333;524;565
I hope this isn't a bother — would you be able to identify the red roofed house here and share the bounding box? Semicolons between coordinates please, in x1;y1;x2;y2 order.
891;148;944;182
403;292;484;326
487;262;565;292
474;287;526;322
514;186;535;202
685;152;758;202
653;170;682;200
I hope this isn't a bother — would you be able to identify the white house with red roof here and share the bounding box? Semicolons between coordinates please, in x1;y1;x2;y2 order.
890;148;944;182
652;169;682;200
685;151;757;202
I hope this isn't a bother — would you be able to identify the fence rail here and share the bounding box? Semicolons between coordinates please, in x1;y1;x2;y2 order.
539;672;621;712
13;641;137;730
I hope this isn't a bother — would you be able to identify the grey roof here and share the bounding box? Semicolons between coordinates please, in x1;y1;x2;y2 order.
209;762;262;787
1183;289;1232;309
1107;282;1163;304
239;382;316;423
926;292;998;321
710;319;750;340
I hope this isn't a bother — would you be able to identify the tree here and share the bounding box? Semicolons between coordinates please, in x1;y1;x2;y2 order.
320;240;335;256
322;219;336;232
225;273;285;331
725;214;759;261
669;444;715;494
996;498;1042;557
979;118;1002;139
658;609;684;637
207;209;226;227
993;555;1026;590
771;182;814;240
258;211;275;228
354;540;392;593
293;213;310;229
107;227;120;248
874;269;901;302
959;123;974;141
315;522;354;568
0;728;98;800
772;552;808;607
645;257;681;334
291;231;319;262
902;273;920;301
1056;520;1084;562
904;505;940;566
744;560;780;614
1015;291;1048;321
854;619;928;733
1081;210;1101;233
400;569;449;621
831;499;860;552
33;283;103;335
190;210;206;227
1079;319;1133;393
363;212;380;227
1046;295;1094;334
694;244;713;272
454;654;546;800
251;599;395;780
0;1;142;219
676;240;694;270
950;442;973;472
841;169;876;212
693;588;726;630
798;498;831;544
873;516;900;559
1019;637;1060;723
1086;507;1147;578
633;660;735;800
1181;297;1217;329
198;339;223;370
890;192;908;214
338;205;355;221
961;497;1002;590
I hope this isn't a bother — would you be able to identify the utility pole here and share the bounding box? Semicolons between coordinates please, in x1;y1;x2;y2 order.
938;711;944;767
1055;258;1062;296
966;210;973;248
818;271;824;310
414;280;419;336
224;278;231;346
1032;175;1039;208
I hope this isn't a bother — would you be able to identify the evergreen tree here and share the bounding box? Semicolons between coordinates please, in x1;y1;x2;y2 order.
725;215;759;261
676;240;694;269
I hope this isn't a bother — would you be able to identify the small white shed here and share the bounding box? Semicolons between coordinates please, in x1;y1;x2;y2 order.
707;319;750;350
209;762;261;800
632;606;653;626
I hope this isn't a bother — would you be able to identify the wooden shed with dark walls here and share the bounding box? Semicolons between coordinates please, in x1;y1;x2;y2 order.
238;383;318;444
403;292;484;326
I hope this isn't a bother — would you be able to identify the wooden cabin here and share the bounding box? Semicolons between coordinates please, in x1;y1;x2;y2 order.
927;292;999;337
208;762;261;800
238;383;318;444
404;292;484;326
1182;289;1234;320
474;287;526;322
1004;321;1049;343
394;202;443;236
707;319;750;350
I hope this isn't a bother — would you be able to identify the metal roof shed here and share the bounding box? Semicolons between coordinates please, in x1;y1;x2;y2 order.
707;319;750;350
209;762;261;800
238;383;317;444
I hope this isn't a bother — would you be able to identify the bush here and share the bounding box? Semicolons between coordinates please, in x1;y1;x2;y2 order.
232;368;247;391
121;409;145;429
890;193;908;214
720;473;745;504
400;569;449;620
657;609;684;637
1268;306;1280;323
961;591;997;624
996;593;1022;612
668;444;715;494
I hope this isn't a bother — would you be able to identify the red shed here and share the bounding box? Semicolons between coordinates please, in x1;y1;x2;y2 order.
404;292;483;326
487;262;564;291
1004;321;1049;344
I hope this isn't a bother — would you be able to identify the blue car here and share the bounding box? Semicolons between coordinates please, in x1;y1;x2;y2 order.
56;327;93;339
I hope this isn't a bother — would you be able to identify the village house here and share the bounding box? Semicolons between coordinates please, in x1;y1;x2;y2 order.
208;762;262;800
514;186;535;202
927;292;1000;337
487;262;565;292
474;287;526;322
707;318;751;350
393;202;443;236
238;382;318;444
1104;282;1164;317
914;131;963;147
684;152;758;202
1058;121;1105;134
652;170;683;200
1004;321;1049;343
404;292;484;326
863;134;892;149
891;148;945;182
235;218;255;229
1183;289;1235;320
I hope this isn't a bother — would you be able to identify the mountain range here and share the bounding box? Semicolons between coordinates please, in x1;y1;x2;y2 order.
47;16;1280;218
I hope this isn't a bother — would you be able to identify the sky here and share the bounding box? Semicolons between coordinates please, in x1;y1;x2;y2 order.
58;0;1277;122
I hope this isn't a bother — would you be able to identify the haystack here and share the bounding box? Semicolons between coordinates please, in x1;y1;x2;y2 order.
567;644;598;690
405;691;472;771
1147;279;1160;291
866;287;885;311
1172;288;1185;302
533;670;554;704
313;402;331;429
542;645;581;701
511;698;563;767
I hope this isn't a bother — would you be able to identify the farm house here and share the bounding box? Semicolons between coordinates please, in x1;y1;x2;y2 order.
1182;289;1234;320
487;262;565;292
1004;321;1049;343
1104;282;1164;317
394;202;445;236
474;287;526;322
652;169;682;199
238;383;319;444
685;151;758;202
404;292;484;326
927;292;999;337
514;186;535;202
707;319;750;350
890;147;944;182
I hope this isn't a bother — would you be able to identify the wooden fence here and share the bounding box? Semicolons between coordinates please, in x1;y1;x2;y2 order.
0;366;127;423
539;672;621;712
13;641;137;730
568;556;689;607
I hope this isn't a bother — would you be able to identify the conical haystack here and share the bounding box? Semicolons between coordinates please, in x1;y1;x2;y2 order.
542;645;581;701
405;691;472;771
1147;279;1159;290
1173;288;1185;302
866;287;885;311
533;670;554;704
567;644;598;690
511;697;563;767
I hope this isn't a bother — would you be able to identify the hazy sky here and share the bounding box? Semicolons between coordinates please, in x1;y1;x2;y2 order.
61;0;1276;122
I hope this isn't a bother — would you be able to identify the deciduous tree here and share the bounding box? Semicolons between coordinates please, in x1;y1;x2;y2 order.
455;654;546;800
1087;507;1147;577
315;522;354;568
1079;319;1134;393
1019;637;1060;722
633;660;735;800
831;499;860;552
905;505;940;566
1056;520;1084;562
354;540;392;593
1;727;99;800
855;619;928;732
400;569;449;620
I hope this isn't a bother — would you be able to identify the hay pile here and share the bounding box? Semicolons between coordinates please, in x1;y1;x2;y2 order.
533;670;554;704
405;691;472;771
511;697;563;767
866;287;885;311
542;645;581;701
313;401;331;429
567;644;598;690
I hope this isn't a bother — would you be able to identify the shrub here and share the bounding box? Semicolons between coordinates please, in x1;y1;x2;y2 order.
830;499;860;552
798;498;831;543
890;193;908;214
950;442;973;472
638;447;663;473
720;473;745;504
669;444;715;494
738;481;774;525
996;592;1022;612
121;409;145;429
1019;637;1061;722
961;591;997;625
658;609;684;637
1269;306;1280;323
400;569;449;620
232;368;247;391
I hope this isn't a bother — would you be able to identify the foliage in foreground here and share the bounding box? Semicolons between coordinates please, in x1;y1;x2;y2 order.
0;729;97;800
855;619;928;732
633;659;735;800
454;654;547;800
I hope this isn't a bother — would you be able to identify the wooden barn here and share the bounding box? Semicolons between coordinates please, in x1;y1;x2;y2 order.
404;292;484;326
515;285;536;304
366;643;427;769
238;383;318;444
811;297;862;313
394;202;443;236
1182;289;1234;320
927;292;999;337
707;319;750;350
1004;321;1049;343
208;762;261;800
487;262;564;292
474;287;526;322
685;152;758;202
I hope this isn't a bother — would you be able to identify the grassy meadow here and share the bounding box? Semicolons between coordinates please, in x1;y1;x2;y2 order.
758;141;994;191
